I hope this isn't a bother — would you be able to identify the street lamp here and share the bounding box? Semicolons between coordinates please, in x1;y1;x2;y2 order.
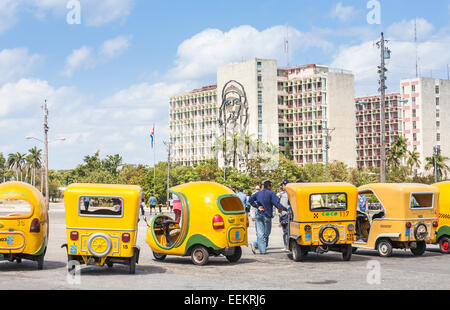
26;135;66;209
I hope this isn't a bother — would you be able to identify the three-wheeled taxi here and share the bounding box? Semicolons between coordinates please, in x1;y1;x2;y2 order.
146;182;248;266
0;182;48;269
286;183;357;262
62;184;141;274
432;182;450;253
354;183;439;257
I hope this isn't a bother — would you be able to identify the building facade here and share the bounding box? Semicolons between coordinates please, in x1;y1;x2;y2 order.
355;93;403;168
169;59;357;169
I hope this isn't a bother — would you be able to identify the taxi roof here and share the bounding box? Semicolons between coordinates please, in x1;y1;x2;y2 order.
0;181;45;207
286;182;357;191
171;182;233;197
358;183;439;193
65;183;141;194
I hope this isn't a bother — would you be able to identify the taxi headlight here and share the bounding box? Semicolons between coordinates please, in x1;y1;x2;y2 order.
347;224;355;231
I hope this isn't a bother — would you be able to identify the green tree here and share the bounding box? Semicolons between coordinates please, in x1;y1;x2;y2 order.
425;154;450;181
406;150;421;177
28;147;42;186
387;136;408;168
0;153;6;182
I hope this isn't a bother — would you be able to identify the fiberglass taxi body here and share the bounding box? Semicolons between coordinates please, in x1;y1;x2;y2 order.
63;183;142;274
0;182;48;269
354;183;439;257
286;183;358;262
146;182;248;266
432;181;450;253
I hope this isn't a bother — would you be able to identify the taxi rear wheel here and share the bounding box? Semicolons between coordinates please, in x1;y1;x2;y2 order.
291;241;307;262
129;252;137;274
191;245;209;266
225;246;242;263
410;241;426;256
439;236;450;254
342;244;352;261
377;239;393;257
37;254;44;270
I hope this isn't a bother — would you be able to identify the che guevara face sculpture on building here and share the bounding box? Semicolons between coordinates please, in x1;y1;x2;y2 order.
218;80;249;133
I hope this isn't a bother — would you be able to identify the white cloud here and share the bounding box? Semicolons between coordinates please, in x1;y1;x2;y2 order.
168;25;332;80
63;36;131;77
330;2;358;22
63;46;95;77
99;35;132;60
0;0;134;34
387;18;434;41
0;48;42;84
330;18;450;96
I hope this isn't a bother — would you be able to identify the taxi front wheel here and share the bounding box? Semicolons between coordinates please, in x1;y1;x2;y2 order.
191;245;209;266
291;241;307;262
153;252;167;261
439;236;450;254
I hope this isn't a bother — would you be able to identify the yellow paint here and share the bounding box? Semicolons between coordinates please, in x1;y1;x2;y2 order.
64;183;141;266
146;182;247;257
286;182;357;247
356;183;439;249
0;182;48;257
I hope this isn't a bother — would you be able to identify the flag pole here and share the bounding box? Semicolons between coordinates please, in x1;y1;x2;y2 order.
153;124;156;200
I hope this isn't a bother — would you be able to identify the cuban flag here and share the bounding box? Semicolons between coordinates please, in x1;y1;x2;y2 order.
150;125;155;148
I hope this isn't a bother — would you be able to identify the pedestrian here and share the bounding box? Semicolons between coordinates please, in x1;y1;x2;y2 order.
236;188;247;211
249;180;288;255
172;192;182;223
149;194;157;215
157;196;163;214
139;198;146;216
278;180;293;252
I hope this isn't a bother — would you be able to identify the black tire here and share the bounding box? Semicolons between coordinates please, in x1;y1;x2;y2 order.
107;262;113;268
37;254;44;270
411;241;426;256
440;236;450;254
352;247;358;254
129;252;137;274
377;239;393;257
225;246;242;263
153;252;167;261
342;244;352;261
191;245;209;266
16;258;22;264
291;240;307;262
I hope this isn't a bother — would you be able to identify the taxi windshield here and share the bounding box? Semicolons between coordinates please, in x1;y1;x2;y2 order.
310;193;347;211
78;196;124;217
0;199;33;218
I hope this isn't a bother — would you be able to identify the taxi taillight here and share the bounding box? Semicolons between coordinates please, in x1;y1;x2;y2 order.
70;231;79;241
30;218;40;233
122;233;131;243
433;221;439;228
212;215;225;230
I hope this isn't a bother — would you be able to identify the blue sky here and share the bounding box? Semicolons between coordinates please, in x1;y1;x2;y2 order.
1;0;450;169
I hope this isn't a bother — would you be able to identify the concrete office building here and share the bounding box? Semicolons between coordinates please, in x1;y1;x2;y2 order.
169;59;357;168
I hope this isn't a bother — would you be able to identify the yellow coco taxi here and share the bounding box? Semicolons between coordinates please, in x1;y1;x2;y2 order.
62;184;142;274
0;182;48;269
286;183;358;262
146;182;248;266
354;183;439;257
433;182;450;253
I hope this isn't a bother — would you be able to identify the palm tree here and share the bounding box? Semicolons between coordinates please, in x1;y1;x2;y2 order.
28;147;42;186
407;150;421;176
425;154;450;181
387;136;408;168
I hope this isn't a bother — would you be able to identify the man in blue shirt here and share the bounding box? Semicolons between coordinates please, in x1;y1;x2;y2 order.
236;188;248;211
149;195;157;215
249;180;287;254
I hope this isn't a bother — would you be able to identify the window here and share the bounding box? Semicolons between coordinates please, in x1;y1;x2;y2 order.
436;85;440;94
412;85;416;92
257;62;262;72
410;193;434;209
218;196;245;214
437;133;441;142
0;199;32;218
79;196;124;217
437;121;440;128
309;193;347;211
436;98;440;106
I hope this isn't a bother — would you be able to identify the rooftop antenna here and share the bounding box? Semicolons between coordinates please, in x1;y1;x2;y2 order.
284;24;290;68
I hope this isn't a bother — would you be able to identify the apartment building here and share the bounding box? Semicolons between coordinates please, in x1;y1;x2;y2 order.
355;93;403;168
169;85;218;166
400;77;450;172
278;65;356;167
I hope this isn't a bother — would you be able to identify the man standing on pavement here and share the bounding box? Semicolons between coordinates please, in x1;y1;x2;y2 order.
249;180;288;255
149;195;157;215
278;180;293;251
236;188;248;211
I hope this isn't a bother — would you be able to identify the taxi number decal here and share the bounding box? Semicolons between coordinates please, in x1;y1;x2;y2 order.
320;211;349;217
123;245;128;249
346;234;353;241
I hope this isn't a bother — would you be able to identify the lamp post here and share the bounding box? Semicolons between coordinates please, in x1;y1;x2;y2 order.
26;131;66;209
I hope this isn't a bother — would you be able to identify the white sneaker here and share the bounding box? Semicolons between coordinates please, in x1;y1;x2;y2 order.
250;243;257;254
